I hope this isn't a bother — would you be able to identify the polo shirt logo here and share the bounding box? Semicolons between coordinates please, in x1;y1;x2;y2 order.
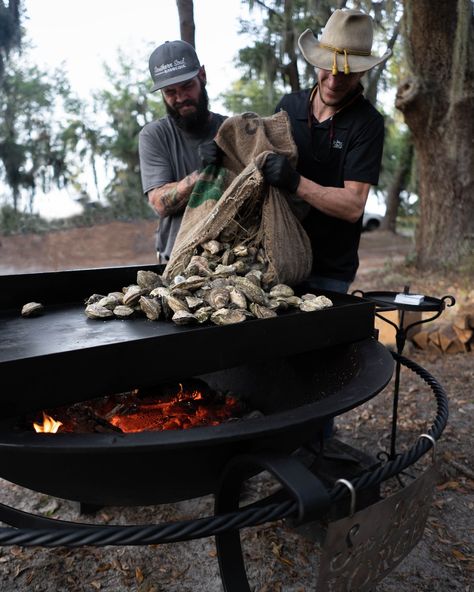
332;139;343;149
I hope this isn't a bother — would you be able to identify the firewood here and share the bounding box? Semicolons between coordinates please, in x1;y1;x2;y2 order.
438;324;459;352
428;329;442;348
453;325;473;344
445;340;468;354
412;330;430;349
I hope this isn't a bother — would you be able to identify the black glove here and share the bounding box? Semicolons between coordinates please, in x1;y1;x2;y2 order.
261;153;300;193
198;140;223;168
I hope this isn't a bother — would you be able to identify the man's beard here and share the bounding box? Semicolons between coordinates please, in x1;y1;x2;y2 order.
166;84;210;133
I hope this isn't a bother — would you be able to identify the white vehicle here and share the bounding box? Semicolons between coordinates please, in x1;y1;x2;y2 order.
362;209;384;231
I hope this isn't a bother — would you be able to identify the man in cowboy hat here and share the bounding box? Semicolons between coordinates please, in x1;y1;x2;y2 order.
262;8;392;294
138;40;226;264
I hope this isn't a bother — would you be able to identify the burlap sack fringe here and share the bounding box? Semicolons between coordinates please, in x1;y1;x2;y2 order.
163;111;312;286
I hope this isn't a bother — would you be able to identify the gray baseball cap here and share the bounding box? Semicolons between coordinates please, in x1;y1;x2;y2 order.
149;40;201;92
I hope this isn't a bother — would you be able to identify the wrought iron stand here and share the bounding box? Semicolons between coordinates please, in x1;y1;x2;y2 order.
352;288;455;459
0;354;449;591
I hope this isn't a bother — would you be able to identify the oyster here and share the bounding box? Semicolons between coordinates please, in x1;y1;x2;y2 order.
113;305;135;318
194;306;213;323
184;256;212;277
207;287;230;310
228;287;247;309
299;295;333;312
202;239;222;255
213;264;236;277
232;276;268;305
123;285;148;307
210;308;247;325
269;284;295;298
84;293;106;305
233;245;248;257
85;304;114;319
172;310;198;325
185;295;204;310
137;270;163;289
139;296;162;321
164;294;189;314
21;302;44;317
249;303;277;319
97;295;120;310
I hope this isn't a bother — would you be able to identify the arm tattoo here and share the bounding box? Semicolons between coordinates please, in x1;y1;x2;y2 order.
150;171;198;216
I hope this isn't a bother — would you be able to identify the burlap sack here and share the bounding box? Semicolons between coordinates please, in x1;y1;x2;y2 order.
163;110;312;286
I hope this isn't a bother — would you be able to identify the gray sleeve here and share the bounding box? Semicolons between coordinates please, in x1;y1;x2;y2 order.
138;123;174;195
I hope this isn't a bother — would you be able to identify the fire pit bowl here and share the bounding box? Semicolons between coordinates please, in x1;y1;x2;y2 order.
0;338;392;506
0;265;393;506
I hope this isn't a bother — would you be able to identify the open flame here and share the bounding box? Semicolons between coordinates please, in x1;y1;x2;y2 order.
33;412;63;434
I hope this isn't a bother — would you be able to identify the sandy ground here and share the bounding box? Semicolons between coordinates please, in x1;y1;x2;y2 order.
0;223;472;591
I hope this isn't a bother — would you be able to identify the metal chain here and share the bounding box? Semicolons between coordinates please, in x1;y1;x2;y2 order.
0;353;448;547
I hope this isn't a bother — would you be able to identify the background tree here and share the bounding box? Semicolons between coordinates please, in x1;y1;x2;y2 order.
93;51;164;219
176;0;195;46
0;0;21;83
0;59;75;211
396;0;474;269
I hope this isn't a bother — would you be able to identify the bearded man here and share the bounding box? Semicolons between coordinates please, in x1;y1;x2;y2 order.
138;40;226;263
262;9;392;294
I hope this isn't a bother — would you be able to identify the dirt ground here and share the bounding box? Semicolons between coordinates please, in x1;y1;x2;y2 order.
0;222;473;591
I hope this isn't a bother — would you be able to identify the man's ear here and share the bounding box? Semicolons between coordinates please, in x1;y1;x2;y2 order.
198;65;207;85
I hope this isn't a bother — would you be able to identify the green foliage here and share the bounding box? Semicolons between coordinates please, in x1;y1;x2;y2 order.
220;78;283;116
92;50;164;218
0;57;79;209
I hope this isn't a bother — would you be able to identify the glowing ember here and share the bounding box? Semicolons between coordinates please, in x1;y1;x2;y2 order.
33;412;63;434
108;384;241;433
29;381;245;434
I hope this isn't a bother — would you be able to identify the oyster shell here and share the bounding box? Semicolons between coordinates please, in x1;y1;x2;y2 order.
123;285;148;306
172;310;198;325
249;303;277;319
137;270;163;289
269;284;295;298
139;296;162;320
85;304;114;319
210;308;247;325
232;276;268;305
113;305;135;318
97;295;120;310
184;256;212;277
299;295;333;312
21;302;44;317
228;287;247;309
207;287;230;310
185;295;204;310
164;294;189;314
202;239;222;255
194;306;213;323
84;293;105;305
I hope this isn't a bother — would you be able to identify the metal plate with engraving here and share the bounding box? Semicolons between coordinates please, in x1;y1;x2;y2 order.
317;465;439;592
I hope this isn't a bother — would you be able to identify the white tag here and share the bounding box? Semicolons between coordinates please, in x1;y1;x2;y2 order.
394;293;425;305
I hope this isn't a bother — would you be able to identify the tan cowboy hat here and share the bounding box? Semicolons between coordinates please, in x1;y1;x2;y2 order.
298;9;392;75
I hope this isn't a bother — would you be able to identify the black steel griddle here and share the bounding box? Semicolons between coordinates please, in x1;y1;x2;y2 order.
0;264;376;417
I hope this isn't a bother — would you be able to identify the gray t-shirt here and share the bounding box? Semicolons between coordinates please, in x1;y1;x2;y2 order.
138;113;226;261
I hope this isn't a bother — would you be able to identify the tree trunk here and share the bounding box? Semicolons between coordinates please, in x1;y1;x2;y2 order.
176;0;195;47
382;135;414;233
396;0;474;270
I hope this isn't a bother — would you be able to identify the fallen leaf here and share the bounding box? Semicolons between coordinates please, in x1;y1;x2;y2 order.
135;567;144;584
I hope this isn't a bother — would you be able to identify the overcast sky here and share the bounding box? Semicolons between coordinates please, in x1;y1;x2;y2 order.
18;0;254;218
23;0;251;108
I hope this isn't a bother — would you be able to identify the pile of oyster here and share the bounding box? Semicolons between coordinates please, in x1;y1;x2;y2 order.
84;239;332;326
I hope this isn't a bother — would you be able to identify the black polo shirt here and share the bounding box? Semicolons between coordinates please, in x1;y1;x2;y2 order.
276;85;385;281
